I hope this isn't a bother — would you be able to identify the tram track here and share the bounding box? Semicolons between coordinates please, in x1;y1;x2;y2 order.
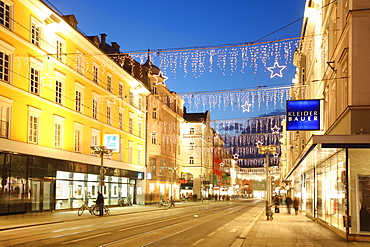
4;200;261;246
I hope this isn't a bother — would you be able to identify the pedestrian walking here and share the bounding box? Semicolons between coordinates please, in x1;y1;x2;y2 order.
293;197;300;215
285;196;293;214
96;192;104;216
169;196;175;207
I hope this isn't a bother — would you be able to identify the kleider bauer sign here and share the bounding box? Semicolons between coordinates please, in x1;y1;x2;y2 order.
286;99;321;131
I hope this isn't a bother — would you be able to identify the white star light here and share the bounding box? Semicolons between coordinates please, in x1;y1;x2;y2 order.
153;71;168;86
233;154;239;160
241;101;252;112
271;125;281;134
267;61;286;78
255;141;263;146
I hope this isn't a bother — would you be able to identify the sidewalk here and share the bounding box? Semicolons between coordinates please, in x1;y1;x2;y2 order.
234;206;369;247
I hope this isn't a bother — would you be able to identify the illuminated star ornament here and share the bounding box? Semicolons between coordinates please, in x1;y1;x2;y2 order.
271;125;281;134
267;61;286;78
241;101;252;112
233;154;239;160
153;71;168;86
255;141;263;146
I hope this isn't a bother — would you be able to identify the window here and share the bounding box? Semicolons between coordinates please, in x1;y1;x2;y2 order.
119;82;124;98
138;120;142;137
152;108;157;119
76;50;84;74
119;138;124;161
159;159;166;176
107;106;111;125
118;112;123;130
151;132;157;144
189;142;195;150
128;141;133;164
74;122;83;152
138;95;142;111
190;128;194;134
129;114;133;134
152;85;157;94
149;157;156;174
0;51;9;82
55;80;62;104
92;93;99;119
129;89;134;105
28;106;42;144
54;115;64;149
93;64;99;83
0;96;13;139
31;18;41;47
91;128;100;151
138;144;142;165
0;0;12;30
30;67;40;95
56;35;65;62
75;83;84;113
189;157;194;164
107;74;112;92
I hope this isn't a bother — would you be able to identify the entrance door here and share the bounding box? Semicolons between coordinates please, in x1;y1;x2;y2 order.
31;179;54;212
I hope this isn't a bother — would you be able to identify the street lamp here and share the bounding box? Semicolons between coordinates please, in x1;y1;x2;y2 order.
257;145;277;208
90;146;114;194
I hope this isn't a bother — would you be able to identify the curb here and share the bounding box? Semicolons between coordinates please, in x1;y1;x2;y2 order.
230;207;265;247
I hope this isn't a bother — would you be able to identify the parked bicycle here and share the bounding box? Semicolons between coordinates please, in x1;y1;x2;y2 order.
92;203;110;216
119;197;132;206
78;201;110;216
77;201;94;216
157;198;169;208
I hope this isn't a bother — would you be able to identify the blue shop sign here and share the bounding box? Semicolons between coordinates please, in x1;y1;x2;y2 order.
286;100;321;131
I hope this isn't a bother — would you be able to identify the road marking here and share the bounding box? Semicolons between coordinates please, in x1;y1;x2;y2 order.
207;232;216;236
61;232;111;244
192;238;205;245
217;226;224;231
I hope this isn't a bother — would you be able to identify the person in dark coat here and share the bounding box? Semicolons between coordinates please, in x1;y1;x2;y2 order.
293;197;300;215
96;192;104;216
285;196;293;214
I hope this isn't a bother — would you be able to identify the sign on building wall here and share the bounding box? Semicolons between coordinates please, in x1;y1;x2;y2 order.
286;100;321;131
104;134;120;152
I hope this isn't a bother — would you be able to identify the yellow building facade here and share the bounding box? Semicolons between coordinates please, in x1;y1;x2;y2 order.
0;0;150;214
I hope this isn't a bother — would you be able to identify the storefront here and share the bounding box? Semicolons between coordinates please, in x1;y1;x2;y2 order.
0;152;142;215
286;135;370;240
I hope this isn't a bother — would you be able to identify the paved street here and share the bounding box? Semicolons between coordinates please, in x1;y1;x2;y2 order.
0;201;370;247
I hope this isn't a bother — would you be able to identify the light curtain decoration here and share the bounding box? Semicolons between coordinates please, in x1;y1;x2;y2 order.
179;87;290;112
212;115;284;168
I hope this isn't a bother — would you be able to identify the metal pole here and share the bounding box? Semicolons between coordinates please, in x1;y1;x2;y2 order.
100;152;104;194
266;152;270;206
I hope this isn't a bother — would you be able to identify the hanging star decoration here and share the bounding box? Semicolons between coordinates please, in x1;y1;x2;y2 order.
271;125;281;134
266;61;286;78
153;71;168;86
233;154;239;160
255;141;263;146
241;101;252;112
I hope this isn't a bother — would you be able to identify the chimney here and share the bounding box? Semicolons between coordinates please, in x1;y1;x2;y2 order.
111;42;120;52
100;33;107;51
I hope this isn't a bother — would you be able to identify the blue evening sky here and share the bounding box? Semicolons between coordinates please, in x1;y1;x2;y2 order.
48;0;306;120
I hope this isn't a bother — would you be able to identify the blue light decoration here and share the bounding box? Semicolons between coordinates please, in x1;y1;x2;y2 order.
286;100;321;131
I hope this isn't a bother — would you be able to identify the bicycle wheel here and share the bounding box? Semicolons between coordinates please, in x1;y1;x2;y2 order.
78;205;85;216
105;206;110;215
92;205;100;216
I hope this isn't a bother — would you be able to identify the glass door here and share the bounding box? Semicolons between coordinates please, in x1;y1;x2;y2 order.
31;180;41;211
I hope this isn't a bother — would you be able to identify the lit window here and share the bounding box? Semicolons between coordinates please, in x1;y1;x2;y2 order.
151;132;157;144
0;96;13;139
119;82;123;98
93;64;99;83
56;36;65;62
190;128;194;134
189;142;195;150
107;106;111;125
118;112;123;130
152;108;157;119
54;115;64;149
74;122;83;152
28;106;42;144
129;115;133;134
76;50;84;74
